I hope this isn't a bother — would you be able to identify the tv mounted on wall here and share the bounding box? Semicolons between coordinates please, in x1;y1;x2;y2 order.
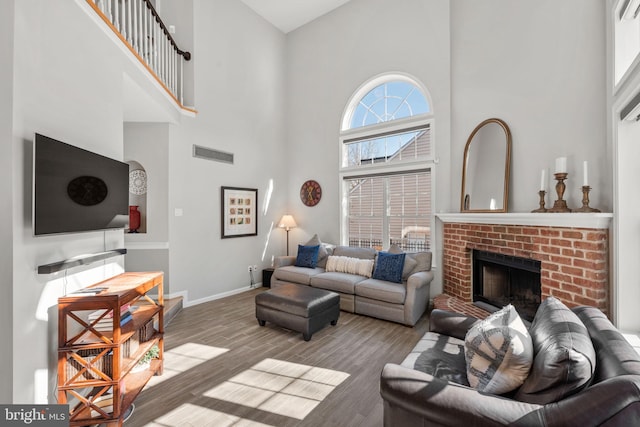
33;133;130;236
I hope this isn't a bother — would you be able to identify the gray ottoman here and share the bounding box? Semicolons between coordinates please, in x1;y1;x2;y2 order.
255;284;340;341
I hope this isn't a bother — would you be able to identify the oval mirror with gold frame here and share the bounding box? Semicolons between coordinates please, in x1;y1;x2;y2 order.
460;118;511;212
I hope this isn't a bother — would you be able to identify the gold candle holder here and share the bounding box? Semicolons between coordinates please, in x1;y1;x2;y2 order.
531;190;547;213
573;186;601;213
547;173;571;213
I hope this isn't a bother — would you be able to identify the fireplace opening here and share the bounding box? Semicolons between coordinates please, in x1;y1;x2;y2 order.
472;250;541;321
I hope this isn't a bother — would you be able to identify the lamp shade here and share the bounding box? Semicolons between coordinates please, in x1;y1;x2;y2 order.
278;215;297;230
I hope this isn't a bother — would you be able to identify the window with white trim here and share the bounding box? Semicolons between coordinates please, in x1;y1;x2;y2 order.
340;75;434;251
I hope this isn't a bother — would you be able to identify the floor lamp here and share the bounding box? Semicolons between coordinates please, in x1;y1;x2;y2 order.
278;215;297;256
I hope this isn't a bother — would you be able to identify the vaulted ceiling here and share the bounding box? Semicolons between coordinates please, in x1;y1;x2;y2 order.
240;0;352;33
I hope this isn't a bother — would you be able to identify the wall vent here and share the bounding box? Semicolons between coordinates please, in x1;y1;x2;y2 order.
192;145;234;164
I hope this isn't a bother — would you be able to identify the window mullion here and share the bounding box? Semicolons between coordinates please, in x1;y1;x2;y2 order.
383;177;390;249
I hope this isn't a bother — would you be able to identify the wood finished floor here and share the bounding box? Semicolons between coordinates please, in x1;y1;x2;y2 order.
128;287;430;427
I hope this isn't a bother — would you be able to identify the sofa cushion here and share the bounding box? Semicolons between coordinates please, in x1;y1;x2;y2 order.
355;278;406;304
401;331;469;386
465;304;533;394
372;252;405;283
333;246;376;260
325;255;374;278
514;297;596;404
304;234;333;268
295;244;320;268
274;265;324;285
310;271;366;294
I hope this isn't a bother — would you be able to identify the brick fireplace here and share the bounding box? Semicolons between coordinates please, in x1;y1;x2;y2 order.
436;213;612;318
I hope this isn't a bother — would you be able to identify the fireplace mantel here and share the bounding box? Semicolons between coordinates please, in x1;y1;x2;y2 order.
436;212;613;229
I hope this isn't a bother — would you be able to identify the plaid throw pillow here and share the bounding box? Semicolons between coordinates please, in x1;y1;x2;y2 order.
465;304;533;394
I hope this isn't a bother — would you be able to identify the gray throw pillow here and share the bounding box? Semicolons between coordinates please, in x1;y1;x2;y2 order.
514;297;596;404
305;234;329;268
388;244;431;280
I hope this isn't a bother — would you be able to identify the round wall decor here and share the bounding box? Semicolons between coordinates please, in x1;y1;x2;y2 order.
129;169;147;195
300;180;322;207
67;176;108;206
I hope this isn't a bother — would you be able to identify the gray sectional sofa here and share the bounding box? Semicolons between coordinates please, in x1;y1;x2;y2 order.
271;243;434;326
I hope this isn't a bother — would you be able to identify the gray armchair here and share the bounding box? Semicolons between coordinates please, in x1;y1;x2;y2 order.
380;306;640;426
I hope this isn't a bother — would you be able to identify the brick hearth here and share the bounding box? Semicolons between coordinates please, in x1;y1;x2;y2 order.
437;214;611;317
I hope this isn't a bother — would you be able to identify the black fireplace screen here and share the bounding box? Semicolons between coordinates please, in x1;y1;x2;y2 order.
472;250;541;321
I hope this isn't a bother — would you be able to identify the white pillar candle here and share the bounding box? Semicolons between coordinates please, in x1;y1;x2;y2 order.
555;157;567;173
540;169;546;191
583;160;588;186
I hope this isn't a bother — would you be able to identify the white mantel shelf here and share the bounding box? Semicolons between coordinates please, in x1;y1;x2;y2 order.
436;212;613;229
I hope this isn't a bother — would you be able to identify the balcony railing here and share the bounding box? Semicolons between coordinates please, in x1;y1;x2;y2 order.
86;0;192;109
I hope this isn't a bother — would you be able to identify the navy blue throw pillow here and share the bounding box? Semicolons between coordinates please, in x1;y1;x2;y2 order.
373;251;406;283
295;244;320;268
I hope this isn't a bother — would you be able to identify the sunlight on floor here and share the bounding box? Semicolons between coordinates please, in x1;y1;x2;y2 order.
143;357;350;425
144;403;273;427
145;343;229;389
203;358;350;420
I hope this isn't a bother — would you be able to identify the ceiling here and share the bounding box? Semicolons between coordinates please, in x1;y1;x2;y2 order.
240;0;352;33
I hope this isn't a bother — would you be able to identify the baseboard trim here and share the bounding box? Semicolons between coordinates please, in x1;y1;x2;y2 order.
183;284;263;308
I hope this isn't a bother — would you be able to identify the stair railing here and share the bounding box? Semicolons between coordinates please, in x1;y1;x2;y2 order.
86;0;192;109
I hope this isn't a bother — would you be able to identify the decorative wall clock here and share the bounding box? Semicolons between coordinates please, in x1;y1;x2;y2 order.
300;180;322;207
129;169;147;195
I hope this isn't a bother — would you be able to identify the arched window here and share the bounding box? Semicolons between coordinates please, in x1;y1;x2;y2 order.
340;74;434;251
347;80;430;129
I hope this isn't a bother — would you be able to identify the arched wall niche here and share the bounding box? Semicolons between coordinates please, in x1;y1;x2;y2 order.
127;160;147;233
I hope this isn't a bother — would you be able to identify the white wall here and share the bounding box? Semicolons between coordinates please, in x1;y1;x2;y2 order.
0;0;15;404
451;0;608;213
166;0;288;304
285;0;452;253
12;0;130;403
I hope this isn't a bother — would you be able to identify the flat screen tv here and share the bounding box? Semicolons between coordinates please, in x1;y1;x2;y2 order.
33;133;129;236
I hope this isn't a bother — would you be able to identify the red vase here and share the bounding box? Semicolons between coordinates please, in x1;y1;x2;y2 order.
129;206;140;233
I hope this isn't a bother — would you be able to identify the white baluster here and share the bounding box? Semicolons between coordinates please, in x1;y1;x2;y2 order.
113;0;122;34
180;57;184;105
144;5;153;68
167;38;170;87
144;4;149;64
126;0;131;43
106;0;112;22
159;30;164;81
173;50;177;96
162;35;167;83
120;0;126;39
140;1;147;61
132;0;138;51
154;20;159;73
171;48;175;96
158;33;167;86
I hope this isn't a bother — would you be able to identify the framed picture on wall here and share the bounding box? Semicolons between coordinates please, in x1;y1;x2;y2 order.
221;186;258;238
